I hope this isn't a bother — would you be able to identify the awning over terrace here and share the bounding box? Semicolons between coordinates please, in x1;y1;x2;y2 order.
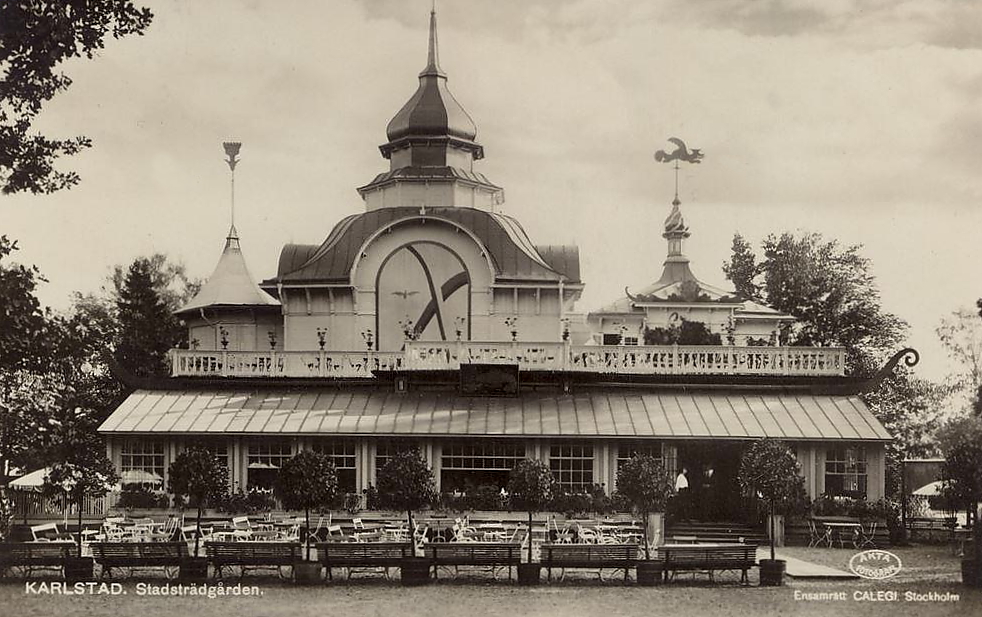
99;389;892;442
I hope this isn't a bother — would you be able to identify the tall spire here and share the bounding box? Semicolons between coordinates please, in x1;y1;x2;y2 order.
222;141;242;248
421;4;444;78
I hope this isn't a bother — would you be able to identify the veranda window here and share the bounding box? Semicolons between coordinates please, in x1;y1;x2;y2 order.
441;440;525;491
825;446;867;498
247;440;293;490
615;440;672;483
550;443;594;492
311;439;357;493
120;439;165;488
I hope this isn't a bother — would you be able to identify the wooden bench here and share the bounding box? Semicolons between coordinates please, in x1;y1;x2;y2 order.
0;543;73;579
422;542;522;581
205;541;301;580
316;542;412;580
540;543;638;583
660;543;756;585
90;542;188;579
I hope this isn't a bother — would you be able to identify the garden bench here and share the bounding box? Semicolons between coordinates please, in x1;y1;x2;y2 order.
316;542;412;580
422;542;522;580
0;542;73;579
205;541;301;580
540;543;638;583
90;542;188;579
660;543;756;585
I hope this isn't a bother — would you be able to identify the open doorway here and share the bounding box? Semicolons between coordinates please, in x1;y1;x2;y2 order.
676;441;748;522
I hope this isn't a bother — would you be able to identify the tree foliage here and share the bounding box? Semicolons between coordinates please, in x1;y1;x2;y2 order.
274;451;338;559
114;257;186;377
615;454;674;559
738;439;807;560
0;0;153;194
376;449;435;532
723;232;907;374
507;459;557;562
0;236;50;373
937;415;982;563
937;307;982;415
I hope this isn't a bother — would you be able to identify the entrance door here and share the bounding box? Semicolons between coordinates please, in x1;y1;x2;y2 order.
676;442;747;522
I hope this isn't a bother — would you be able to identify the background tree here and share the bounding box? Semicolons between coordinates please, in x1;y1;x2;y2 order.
167;446;229;557
738;439;807;562
0;0;153;194
936;415;982;572
273;451;338;561
723;231;907;374
113;257;187;377
376;450;435;541
615;454;674;560
937;307;982;416
507;459;557;563
42;413;119;557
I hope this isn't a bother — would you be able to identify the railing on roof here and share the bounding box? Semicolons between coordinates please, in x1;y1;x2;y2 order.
170;342;846;378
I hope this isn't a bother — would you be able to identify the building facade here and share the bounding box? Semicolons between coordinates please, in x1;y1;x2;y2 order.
99;10;898;521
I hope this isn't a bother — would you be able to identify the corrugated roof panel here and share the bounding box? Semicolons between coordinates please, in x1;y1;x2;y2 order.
762;396;805;439
692;395;728;437
99;389;892;442
709;396;747;438
727;396;767;438
828;397;880;440
745;395;783;437
676;396;710;436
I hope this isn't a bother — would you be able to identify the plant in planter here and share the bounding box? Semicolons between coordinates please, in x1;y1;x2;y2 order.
738;438;806;587
507;459;557;585
167;446;229;581
375;449;436;585
273;451;339;583
43;422;118;582
937;415;982;587
615;454;674;585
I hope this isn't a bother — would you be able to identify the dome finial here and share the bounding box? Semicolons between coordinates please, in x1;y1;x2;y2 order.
421;2;445;77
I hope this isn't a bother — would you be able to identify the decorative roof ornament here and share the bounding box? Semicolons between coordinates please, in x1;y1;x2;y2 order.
222;141;242;245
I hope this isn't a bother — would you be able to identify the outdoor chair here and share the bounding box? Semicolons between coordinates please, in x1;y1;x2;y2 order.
807;520;832;548
859;521;878;549
231;515;253;539
30;523;73;542
352;518;366;531
309;515;332;543
577;528;599;544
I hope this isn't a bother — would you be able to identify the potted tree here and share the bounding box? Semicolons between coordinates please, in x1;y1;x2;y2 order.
273;450;338;584
937;415;982;587
167;445;229;582
376;449;435;585
43;426;119;583
507;459;557;585
616;454;674;585
738;438;806;587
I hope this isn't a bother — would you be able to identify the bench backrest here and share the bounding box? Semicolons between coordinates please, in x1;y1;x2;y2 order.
317;542;411;563
423;542;521;563
0;542;73;561
661;544;755;565
91;542;188;560
542;543;638;562
205;541;299;561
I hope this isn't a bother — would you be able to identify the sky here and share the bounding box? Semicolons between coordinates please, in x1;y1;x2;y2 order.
2;0;981;382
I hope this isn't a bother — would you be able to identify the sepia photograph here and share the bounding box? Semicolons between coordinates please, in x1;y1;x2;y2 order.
1;1;980;615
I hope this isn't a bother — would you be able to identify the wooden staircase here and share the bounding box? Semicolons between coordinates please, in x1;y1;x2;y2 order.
665;521;767;545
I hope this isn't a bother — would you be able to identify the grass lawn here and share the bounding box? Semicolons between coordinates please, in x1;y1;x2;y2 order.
0;544;978;617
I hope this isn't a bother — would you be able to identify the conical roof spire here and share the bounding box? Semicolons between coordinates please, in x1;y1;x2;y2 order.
421;6;445;78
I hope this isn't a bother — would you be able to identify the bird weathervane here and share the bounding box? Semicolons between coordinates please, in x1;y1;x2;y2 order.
655;137;704;202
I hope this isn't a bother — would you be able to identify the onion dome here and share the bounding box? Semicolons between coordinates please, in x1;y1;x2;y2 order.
663;197;689;237
384;9;479;144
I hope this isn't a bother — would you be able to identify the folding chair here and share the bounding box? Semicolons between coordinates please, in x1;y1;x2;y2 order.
352;518;366;531
807;520;832;548
859;521;878;549
309;515;332;543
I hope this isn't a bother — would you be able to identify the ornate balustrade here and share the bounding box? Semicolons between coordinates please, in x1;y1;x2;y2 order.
171;343;846;379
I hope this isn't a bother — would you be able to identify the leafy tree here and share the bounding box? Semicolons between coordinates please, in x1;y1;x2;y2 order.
615;454;674;560
507;459;557;563
273;451;338;560
643;319;722;346
723;231;907;374
114;257;186;377
937;307;982;415
937;416;982;567
0;0;153;194
168;446;229;556
738;439;806;561
42;413;119;557
376;450;435;541
0;371;64;482
0;236;49;373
